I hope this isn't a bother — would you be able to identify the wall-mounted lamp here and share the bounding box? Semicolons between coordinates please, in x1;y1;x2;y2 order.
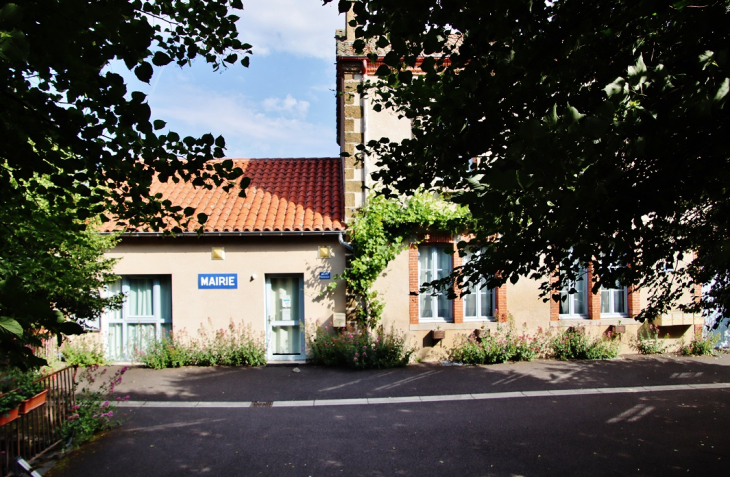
319;246;331;259
211;247;225;260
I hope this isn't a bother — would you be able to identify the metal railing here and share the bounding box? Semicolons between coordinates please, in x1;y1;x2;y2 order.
0;366;77;476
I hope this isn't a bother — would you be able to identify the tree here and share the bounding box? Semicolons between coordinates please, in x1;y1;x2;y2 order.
0;176;122;369
0;0;252;367
329;0;730;321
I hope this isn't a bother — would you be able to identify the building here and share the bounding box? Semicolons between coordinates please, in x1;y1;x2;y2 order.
99;158;348;362
332;17;700;359
99;16;700;362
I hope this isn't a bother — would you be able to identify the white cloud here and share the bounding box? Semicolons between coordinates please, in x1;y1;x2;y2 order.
150;85;336;158
262;94;310;118
238;0;343;60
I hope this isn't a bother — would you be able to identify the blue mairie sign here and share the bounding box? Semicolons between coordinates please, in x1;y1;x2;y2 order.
318;271;331;280
198;273;238;289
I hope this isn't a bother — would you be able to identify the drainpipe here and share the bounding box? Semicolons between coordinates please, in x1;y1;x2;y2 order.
339;231;353;252
361;59;368;206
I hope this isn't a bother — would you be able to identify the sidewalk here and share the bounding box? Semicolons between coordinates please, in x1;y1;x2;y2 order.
112;353;730;405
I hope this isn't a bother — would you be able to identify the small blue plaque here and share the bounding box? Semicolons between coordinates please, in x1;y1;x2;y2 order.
198;273;238;289
319;271;331;280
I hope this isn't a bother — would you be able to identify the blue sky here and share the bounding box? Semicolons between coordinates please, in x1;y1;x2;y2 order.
116;0;343;159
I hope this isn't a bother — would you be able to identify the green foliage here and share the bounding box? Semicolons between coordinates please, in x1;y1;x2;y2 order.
0;0;250;368
330;0;730;321
61;365;128;448
679;331;719;356
137;320;267;369
307;324;413;369
0;390;22;417
334;192;471;329
0;368;45;416
550;327;620;360
0;184;121;369
631;324;669;355
61;334;108;367
448;324;548;365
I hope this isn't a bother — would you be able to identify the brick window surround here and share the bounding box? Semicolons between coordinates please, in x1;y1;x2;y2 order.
550;264;640;321
409;234;507;324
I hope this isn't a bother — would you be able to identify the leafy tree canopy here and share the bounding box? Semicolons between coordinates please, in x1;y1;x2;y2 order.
331;0;730;320
0;0;251;367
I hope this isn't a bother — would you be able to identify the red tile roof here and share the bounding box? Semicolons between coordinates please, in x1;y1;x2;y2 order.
102;158;345;233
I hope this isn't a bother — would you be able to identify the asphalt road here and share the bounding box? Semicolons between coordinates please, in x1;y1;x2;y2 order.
44;355;730;476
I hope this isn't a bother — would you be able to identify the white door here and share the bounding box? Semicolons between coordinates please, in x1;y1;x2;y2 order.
265;275;304;361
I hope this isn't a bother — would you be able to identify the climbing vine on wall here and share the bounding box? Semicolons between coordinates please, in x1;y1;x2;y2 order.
333;192;472;329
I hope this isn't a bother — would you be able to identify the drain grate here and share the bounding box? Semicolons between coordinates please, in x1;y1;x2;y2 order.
251;401;273;408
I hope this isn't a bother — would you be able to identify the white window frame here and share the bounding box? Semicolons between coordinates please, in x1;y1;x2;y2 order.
600;282;629;317
418;244;453;323
559;266;589;319
103;275;172;360
462;251;495;321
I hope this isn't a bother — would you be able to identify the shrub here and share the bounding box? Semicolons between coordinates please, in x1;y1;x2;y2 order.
61;334;107;367
61;365;129;448
448;324;548;365
137;320;267;369
679;331;718;356
308;325;413;369
550;326;620;360
631;324;668;355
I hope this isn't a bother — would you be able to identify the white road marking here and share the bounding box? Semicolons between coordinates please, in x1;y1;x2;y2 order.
116;382;730;409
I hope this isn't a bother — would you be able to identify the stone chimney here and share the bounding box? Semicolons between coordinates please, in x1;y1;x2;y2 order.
336;6;367;222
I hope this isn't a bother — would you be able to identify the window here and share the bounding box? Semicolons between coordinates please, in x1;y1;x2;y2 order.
418;245;453;321
104;275;172;360
601;281;628;316
462;251;495;321
559;265;588;318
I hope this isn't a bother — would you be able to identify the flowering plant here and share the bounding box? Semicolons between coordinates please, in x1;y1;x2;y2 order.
679;330;718;356
308;323;414;369
631;323;668;355
61;365;129;447
448;322;549;364
550;326;620;360
137;319;266;369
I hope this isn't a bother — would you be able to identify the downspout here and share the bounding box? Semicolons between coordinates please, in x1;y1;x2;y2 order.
361;59;368;207
339;231;353;252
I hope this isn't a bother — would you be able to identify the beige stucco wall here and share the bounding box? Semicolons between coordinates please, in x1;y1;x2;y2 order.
105;235;347;353
362;86;412;191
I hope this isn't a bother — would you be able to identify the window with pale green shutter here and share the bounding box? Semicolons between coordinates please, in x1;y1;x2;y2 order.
103;275;172;360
